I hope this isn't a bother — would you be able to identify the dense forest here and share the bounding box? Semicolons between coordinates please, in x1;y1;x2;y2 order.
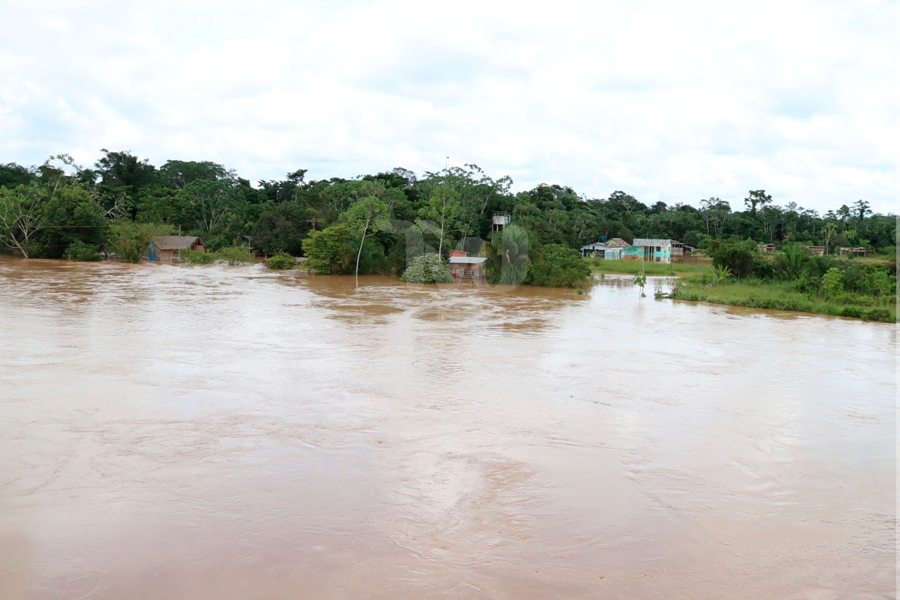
0;151;896;276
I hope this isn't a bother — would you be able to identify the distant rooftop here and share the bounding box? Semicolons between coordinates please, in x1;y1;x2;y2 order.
449;256;487;265
151;236;204;250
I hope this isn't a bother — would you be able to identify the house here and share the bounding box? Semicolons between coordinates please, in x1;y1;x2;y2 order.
449;250;487;279
622;239;684;263
761;244;776;253
839;247;868;258
581;242;622;259
148;236;205;261
607;237;630;248
806;246;826;256
240;235;257;253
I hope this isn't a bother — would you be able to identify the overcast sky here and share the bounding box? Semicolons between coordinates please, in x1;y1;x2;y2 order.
0;0;896;213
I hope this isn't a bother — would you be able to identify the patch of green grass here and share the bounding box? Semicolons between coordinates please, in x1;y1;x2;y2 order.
587;257;713;276
670;277;896;323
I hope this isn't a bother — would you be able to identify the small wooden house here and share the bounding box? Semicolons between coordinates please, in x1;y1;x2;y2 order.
806;246;826;256
148;236;205;262
449;251;487;279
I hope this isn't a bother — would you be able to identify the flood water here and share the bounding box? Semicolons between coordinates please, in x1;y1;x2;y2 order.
0;255;895;600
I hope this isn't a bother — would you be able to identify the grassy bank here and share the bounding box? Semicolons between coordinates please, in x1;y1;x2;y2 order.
670;276;896;323
587;257;713;276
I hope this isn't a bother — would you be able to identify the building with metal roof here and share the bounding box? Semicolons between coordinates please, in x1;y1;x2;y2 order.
448;250;487;279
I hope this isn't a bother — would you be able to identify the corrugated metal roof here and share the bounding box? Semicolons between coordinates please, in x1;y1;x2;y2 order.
607;237;630;247
449;256;487;264
152;236;204;250
632;238;674;247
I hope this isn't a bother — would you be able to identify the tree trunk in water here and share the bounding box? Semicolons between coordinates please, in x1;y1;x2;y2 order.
355;218;370;284
13;239;28;258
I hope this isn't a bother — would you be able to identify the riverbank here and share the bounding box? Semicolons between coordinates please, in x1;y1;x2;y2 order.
587;257;712;276
669;276;896;323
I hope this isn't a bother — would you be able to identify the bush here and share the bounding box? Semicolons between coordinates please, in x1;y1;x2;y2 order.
773;243;808;280
65;240;101;262
265;252;295;270
110;221;173;263
530;244;591;288
216;246;255;265
752;257;777;280
711;243;756;279
861;270;895;297
820;268;844;300
401;253;453;283
177;249;216;265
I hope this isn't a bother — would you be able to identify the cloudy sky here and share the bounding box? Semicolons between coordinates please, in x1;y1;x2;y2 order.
0;0;896;213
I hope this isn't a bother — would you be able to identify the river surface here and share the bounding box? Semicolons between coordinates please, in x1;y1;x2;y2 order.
0;256;895;600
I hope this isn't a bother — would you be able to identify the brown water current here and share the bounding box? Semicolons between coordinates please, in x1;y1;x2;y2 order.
0;255;896;599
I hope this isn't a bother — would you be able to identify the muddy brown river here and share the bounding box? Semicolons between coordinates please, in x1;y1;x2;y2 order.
0;256;895;599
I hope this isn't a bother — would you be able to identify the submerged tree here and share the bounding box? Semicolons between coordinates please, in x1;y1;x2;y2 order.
302;224;356;275
530;244;591;289
400;253;453;284
342;196;390;280
109;221;173;263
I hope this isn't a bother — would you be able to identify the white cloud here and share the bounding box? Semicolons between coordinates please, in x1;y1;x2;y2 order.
0;0;895;213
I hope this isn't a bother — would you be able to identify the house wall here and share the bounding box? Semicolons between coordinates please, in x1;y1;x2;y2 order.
450;264;485;279
622;245;673;263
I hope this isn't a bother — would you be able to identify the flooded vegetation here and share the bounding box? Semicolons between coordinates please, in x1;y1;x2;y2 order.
0;256;895;599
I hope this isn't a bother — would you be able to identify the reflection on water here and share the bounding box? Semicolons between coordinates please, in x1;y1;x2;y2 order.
0;256;895;600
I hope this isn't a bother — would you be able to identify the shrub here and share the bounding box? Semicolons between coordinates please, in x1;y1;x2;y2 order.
265;252;295;270
110;221;173;263
177;249;216;265
752;257;777;280
862;270;895;297
65;240;101;262
820;268;845;299
530;244;592;288
863;308;894;323
401;253;453;283
711;243;755;279
216;246;255;265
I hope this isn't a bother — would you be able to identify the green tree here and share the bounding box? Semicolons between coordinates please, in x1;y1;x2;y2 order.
711;243;756;279
342;196;390;279
530;244;591;288
253;201;319;256
419;185;462;256
179;179;243;233
302;224;356;275
158;160;231;189
110;221;173;263
744;190;772;217
0;184;44;257
820;268;844;299
38;184;107;258
494;224;530;285
822;222;838;255
401;253;453;283
773;243;809;280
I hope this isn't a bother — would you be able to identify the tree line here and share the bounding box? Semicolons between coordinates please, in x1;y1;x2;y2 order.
0;151;895;281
